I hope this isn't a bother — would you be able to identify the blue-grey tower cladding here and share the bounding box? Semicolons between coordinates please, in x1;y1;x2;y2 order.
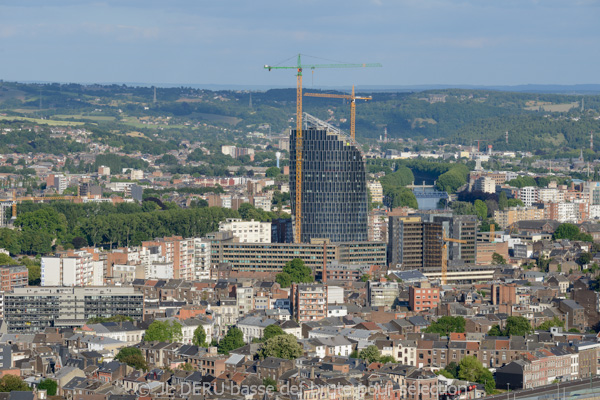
290;114;368;243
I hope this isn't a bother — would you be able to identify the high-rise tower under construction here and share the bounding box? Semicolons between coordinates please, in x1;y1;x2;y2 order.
290;113;368;243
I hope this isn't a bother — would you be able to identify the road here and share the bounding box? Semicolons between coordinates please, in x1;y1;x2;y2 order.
485;376;600;400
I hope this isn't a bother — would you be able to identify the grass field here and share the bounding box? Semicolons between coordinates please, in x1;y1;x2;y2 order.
524;101;580;112
54;114;116;122
0;115;85;126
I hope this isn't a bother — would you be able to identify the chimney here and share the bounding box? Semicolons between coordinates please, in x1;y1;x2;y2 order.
310;367;315;379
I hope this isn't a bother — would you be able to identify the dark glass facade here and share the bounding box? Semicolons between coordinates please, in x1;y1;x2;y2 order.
290;125;368;243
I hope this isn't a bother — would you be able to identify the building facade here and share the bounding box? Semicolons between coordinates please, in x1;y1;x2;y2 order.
4;286;144;333
290;114;368;243
290;283;328;322
218;218;271;243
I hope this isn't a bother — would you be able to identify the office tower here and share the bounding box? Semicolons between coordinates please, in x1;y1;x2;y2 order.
290;114;368;243
4;286;144;333
388;216;423;269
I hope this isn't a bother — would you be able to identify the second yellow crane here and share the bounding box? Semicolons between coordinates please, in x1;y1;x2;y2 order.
304;85;371;141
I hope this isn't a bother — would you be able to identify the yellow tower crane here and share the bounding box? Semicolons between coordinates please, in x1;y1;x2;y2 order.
264;54;381;243
304;85;371;141
441;236;467;285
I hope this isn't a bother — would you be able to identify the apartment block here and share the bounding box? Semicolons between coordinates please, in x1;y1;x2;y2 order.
493;207;545;229
0;265;28;292
42;251;103;287
4;286;144;333
218;218;271;243
368;280;399;307
142;236;195;280
217;240;386;274
388;216;423;269
409;282;440;312
473;176;496;193
324;261;373;282
368;181;384;203
290;284;328;322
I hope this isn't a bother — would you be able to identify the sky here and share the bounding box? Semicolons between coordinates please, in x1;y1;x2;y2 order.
0;0;599;88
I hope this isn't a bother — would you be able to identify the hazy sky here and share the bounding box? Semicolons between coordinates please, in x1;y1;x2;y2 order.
0;0;598;87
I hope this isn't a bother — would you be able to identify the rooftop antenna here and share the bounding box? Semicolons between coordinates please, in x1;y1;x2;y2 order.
153;87;157;104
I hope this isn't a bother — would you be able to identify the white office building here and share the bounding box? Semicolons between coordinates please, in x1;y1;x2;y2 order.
219;218;271;243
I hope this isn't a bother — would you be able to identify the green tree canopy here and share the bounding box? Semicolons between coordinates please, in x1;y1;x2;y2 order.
506;198;525;207
474;199;487;220
380;166;415;189
450;201;476;215
553;223;593;242
259;334;303;360
358;345;381;363
504;316;532;336
38;379;57;396
218;327;245;355
458;356;495;393
487;325;503;336
491;252;507;265
192;325;207;347
144;320;183;343
265;166;281;178
498;192;508;210
263;324;285;341
0;375;30;392
275;258;314;288
537;317;565;331
424;316;466;335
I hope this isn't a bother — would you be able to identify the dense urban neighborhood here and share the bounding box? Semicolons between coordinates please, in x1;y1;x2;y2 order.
0;81;600;400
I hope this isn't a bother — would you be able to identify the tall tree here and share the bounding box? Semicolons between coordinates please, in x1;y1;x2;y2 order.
498;192;508;210
263;324;285;341
192;325;207;347
144;320;183;343
259;334;303;360
358;345;381;363
218;327;245;355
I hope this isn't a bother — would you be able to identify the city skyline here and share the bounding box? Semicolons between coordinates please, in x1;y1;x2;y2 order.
0;0;598;86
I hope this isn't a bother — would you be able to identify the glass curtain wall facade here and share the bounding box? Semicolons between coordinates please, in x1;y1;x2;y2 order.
290;125;368;243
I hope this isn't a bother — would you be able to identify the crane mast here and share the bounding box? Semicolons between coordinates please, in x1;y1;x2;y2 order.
265;54;381;243
304;85;372;141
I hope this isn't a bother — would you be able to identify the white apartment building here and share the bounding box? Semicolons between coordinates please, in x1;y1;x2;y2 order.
54;175;68;194
473;176;496;193
253;196;272;212
538;188;563;203
367;181;384;203
130;169;144;180
327;286;344;305
193;239;211;280
219;218;271;243
236;282;254;316
41;251;102;287
145;262;174;280
557;202;578;223
518;186;538;207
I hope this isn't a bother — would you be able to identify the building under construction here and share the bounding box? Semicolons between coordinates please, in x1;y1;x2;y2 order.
290;114;368;243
